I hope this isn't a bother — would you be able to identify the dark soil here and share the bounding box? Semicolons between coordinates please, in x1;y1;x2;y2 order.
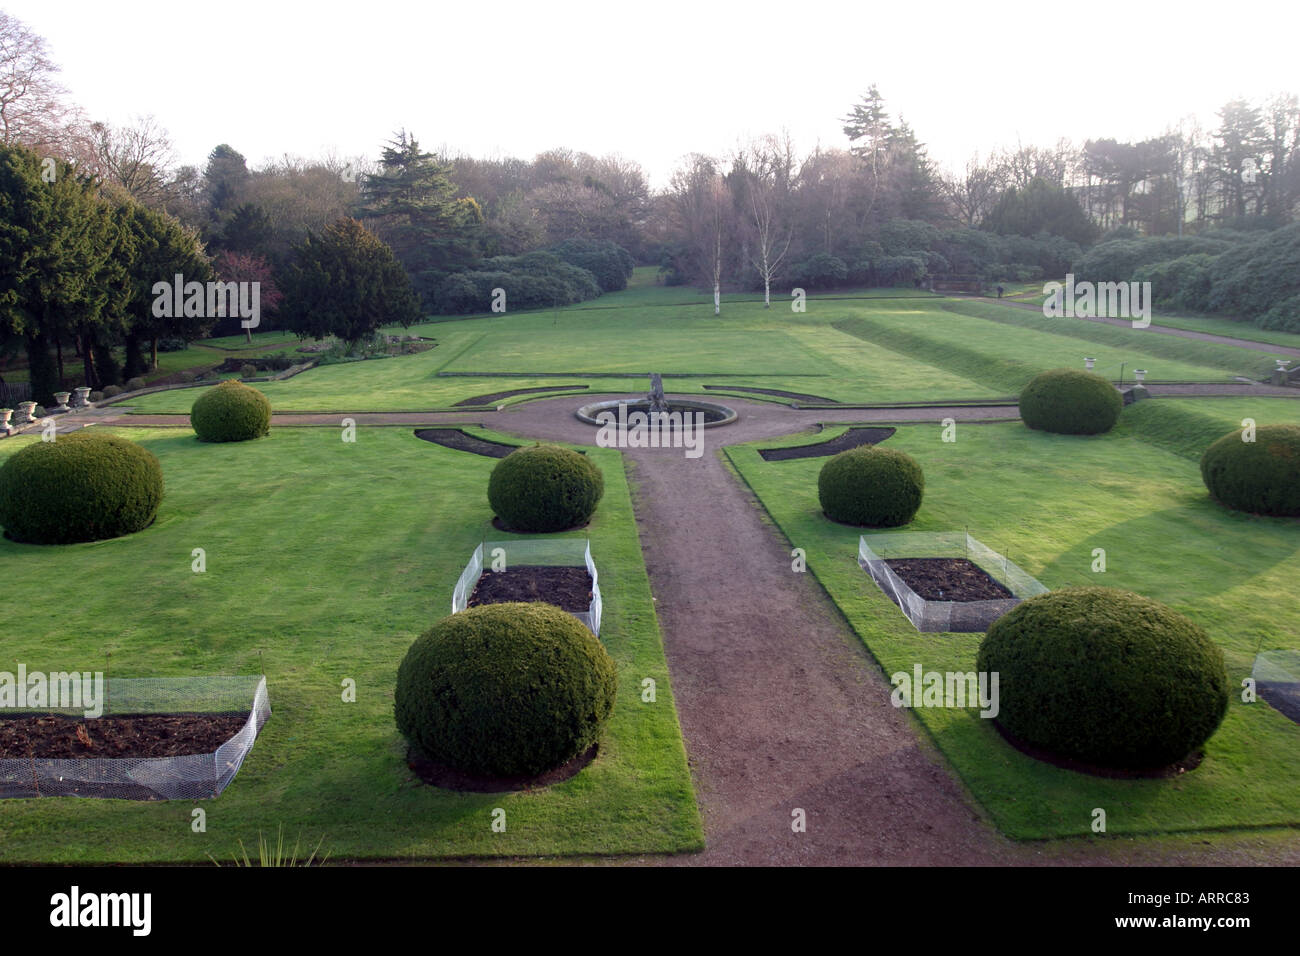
414;428;520;458
885;557;1012;601
1259;682;1300;725
759;426;895;461
454;385;589;406
406;744;597;793
703;384;839;404
468;566;594;613
0;713;247;759
992;722;1205;780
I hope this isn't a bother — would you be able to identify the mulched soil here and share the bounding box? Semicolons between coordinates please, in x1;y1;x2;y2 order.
885;557;1013;601
992;722;1204;780
1259;682;1300;725
414;428;520;458
703;385;840;403
759;426;895;461
406;744;597;793
0;713;247;759
468;566;593;613
454;385;589;406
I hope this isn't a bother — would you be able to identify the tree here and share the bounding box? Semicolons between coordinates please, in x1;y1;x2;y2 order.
278;218;420;344
92;115;175;207
982;177;1098;245
941;152;1009;227
731;135;794;307
669;155;732;314
0;12;66;146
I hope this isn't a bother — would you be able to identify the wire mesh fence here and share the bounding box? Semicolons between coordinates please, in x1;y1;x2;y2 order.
1253;651;1300;724
858;532;1049;633
452;538;602;635
0;675;270;800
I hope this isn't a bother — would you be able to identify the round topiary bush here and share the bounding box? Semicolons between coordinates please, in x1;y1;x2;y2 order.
977;587;1229;770
125;377;147;392
817;445;924;527
101;385;122;399
239;364;257;379
190;380;271;443
1200;424;1300;516
1019;368;1123;435
487;443;604;532
394;602;618;778
0;432;164;544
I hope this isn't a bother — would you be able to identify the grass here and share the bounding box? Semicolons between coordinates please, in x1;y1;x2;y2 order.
0;425;702;862
724;403;1300;839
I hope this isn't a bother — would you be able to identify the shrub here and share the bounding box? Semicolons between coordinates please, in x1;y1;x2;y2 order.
549;238;635;293
394;602;617;778
239;364;257;379
487;444;604;532
101;385;122;398
0;432;164;544
818;446;924;527
157;338;188;352
1200;424;1300;516
88;390;103;403
178;371;196;383
125;377;147;392
190;380;271;443
977;587;1229;770
1019;368;1122;435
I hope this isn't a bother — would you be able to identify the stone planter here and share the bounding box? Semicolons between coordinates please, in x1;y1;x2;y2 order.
0;408;12;436
51;391;71;413
14;401;36;426
1133;369;1147;383
1084;357;1096;370
72;387;92;408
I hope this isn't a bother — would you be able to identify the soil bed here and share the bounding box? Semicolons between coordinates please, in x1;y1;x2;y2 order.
414;428;519;459
467;566;593;613
0;713;247;759
759;426;895;461
1259;683;1300;725
454;384;588;406
885;557;1012;601
406;744;597;793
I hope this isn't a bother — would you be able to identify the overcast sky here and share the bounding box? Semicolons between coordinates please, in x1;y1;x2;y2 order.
9;0;1299;187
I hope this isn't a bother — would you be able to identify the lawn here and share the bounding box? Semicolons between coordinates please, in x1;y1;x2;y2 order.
0;425;702;862
724;399;1300;839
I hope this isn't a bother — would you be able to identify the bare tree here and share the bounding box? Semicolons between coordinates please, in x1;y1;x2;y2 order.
940;151;1008;227
92;115;176;206
733;134;795;307
669;154;730;314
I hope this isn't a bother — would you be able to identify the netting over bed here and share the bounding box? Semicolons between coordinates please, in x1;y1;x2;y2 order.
452;538;602;635
858;532;1049;632
0;675;271;800
1253;650;1300;724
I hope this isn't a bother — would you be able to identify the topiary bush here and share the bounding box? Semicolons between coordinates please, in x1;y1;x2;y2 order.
1200;424;1300;516
0;432;164;544
817;445;924;527
239;364;257;379
487;443;604;532
190;380;271;443
101;385;123;398
394;602;618;778
125;377;147;392
1019;367;1123;435
977;587;1229;770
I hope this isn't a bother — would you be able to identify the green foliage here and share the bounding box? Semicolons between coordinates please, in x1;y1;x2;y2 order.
190;379;271;442
1200;424;1300;516
792;253;848;289
394;602;618;777
817;445;924;527
125;377;146;392
982;178;1099;246
0;432;163;544
279;218;421;343
978;587;1229;770
1207;222;1300;322
1133;253;1217;313
1019;368;1122;435
101;385;123;398
487;444;604;532
437;251;602;314
239;364;257;379
548;238;635;292
1072;236;1229;286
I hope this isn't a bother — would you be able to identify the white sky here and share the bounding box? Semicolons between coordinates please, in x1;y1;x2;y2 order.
8;0;1300;188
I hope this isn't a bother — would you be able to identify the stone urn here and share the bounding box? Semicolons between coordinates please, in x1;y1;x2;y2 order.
1084;357;1096;370
0;408;12;435
14;401;37;426
72;386;92;408
51;391;72;413
1133;369;1147;383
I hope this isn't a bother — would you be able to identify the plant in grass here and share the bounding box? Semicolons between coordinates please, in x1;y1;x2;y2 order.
488;443;604;532
239;364;257;379
1019;368;1123;435
395;602;617;778
817;445;924;527
1200;424;1300;516
0;432;164;544
208;825;330;867
190;380;271;442
977;587;1229;770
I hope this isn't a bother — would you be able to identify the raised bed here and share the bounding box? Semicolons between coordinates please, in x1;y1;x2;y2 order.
1254;651;1300;724
0;676;270;800
452;538;602;635
858;532;1048;632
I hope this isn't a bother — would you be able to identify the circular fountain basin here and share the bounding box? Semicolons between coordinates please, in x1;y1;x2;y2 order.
576;398;738;427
